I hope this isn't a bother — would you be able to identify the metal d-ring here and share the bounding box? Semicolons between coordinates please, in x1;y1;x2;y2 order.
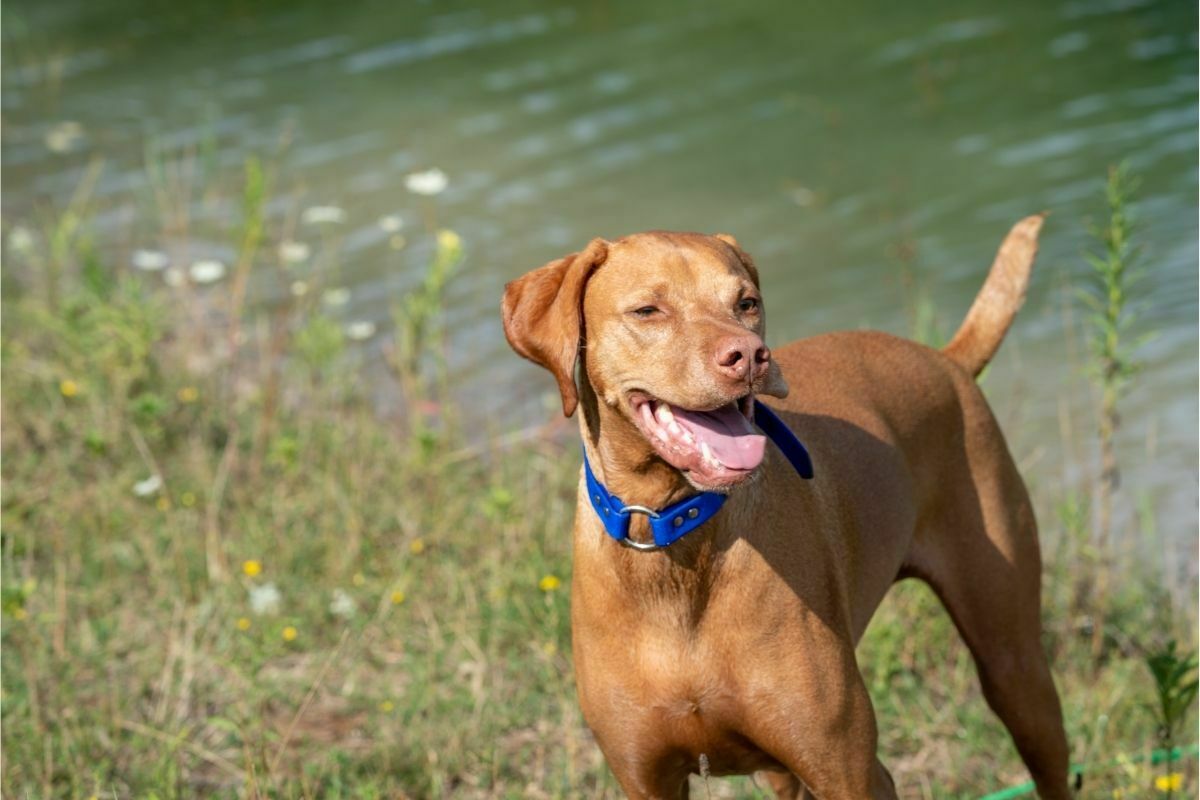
615;504;663;551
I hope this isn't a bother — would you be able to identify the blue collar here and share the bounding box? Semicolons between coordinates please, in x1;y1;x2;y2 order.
583;399;813;551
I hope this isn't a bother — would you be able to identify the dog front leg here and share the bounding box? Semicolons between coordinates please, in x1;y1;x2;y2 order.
746;651;899;800
602;749;690;800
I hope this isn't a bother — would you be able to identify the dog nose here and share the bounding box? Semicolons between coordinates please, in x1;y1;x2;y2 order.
715;335;770;381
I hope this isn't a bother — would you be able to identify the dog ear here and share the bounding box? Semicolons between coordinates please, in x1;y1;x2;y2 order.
501;238;609;417
760;359;790;399
713;233;760;287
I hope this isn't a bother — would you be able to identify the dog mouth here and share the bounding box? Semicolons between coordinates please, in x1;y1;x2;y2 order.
629;392;765;490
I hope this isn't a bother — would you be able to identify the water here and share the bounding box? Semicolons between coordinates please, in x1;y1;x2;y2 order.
3;0;1196;566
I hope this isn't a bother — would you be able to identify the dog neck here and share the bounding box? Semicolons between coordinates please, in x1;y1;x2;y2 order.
573;373;769;632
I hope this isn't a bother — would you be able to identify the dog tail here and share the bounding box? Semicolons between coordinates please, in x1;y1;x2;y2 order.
942;214;1044;377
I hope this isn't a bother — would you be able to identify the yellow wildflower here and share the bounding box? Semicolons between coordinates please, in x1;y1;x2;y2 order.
352;572;366;587
1155;774;1183;792
180;491;197;508
538;574;561;592
236;617;251;631
242;559;262;578
390;590;406;605
177;386;199;403
379;700;395;712
12;607;27;621
59;379;80;398
282;626;298;642
542;641;557;656
155;497;171;512
409;538;425;555
437;228;462;252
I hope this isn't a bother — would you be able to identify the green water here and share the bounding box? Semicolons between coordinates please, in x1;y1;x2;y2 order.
3;0;1196;566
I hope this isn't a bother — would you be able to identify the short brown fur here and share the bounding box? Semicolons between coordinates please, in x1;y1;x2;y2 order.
501;218;1068;799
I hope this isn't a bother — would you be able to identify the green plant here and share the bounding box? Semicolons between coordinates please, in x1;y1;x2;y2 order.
294;314;347;379
1145;642;1199;798
389;228;464;400
1078;162;1150;656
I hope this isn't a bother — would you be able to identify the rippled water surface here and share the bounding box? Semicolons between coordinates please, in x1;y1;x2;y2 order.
3;0;1196;561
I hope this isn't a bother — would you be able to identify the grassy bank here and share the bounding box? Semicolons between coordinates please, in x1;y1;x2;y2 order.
1;162;1195;798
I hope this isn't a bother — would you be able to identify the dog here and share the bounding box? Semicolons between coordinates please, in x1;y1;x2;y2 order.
501;216;1070;799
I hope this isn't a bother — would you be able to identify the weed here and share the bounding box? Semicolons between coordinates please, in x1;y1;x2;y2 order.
1078;163;1150;655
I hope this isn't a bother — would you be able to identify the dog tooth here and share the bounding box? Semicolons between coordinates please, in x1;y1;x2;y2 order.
667;421;681;436
697;443;723;470
641;404;667;439
655;404;674;424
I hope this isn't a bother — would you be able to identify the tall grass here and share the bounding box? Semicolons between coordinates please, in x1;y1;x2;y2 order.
1;157;1195;799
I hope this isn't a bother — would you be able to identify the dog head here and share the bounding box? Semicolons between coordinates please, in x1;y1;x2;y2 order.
502;231;788;490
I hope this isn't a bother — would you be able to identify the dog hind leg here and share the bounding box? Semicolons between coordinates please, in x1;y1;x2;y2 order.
913;463;1071;799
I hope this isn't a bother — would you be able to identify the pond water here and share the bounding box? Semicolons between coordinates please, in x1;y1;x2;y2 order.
3;0;1196;570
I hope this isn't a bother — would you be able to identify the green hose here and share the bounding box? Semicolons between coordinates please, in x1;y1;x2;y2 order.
978;744;1199;800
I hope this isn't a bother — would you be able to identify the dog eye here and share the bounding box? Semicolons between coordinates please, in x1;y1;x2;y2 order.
631;306;659;318
738;297;760;313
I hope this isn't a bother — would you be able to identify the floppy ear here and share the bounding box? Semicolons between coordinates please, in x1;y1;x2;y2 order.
713;233;760;287
501;238;609;417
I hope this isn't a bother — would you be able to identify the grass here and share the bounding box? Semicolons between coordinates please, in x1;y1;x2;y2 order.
1;157;1196;799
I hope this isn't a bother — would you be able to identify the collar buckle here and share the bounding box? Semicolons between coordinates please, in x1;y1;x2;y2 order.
614;505;664;551
615;504;660;519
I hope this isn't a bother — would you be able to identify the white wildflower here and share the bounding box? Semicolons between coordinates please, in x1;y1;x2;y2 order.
248;582;282;616
377;214;404;233
302;205;346;225
404;168;448;196
132;249;169;271
290;280;309;297
322;287;351;307
345;321;376;341
188;259;226;284
133;474;163;497
44;121;84;154
7;226;34;255
278;240;311;264
329;589;356;619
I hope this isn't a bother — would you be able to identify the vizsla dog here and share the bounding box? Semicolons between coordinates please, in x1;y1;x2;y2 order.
501;217;1070;799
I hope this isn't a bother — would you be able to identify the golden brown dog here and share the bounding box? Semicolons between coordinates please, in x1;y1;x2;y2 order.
501;217;1070;799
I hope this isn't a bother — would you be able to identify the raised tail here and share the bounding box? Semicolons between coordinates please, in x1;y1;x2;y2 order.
942;214;1044;377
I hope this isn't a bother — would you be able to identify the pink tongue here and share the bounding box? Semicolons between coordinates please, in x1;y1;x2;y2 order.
672;404;766;470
